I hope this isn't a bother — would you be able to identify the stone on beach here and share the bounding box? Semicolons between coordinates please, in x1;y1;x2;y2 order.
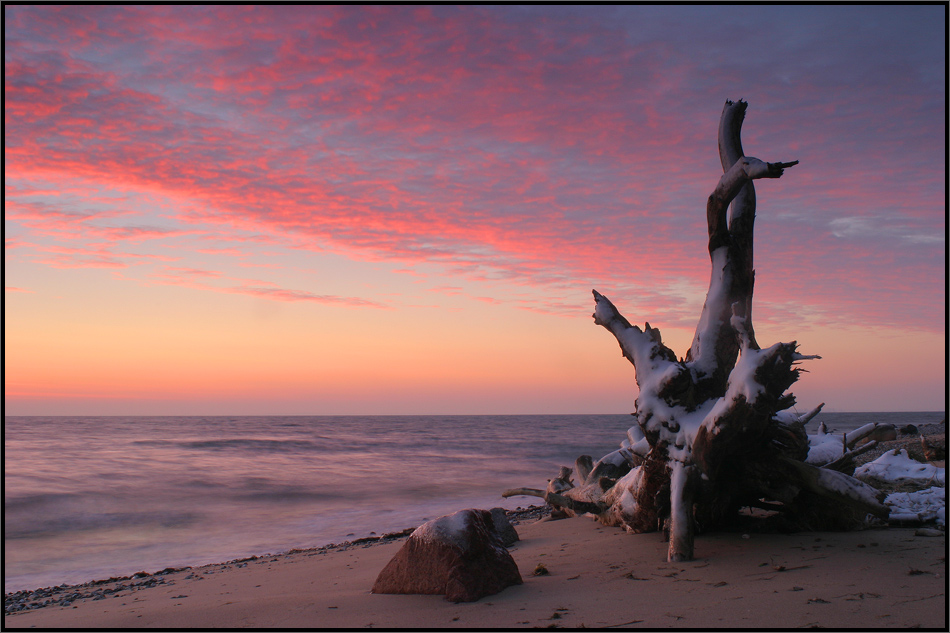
854;423;897;445
490;507;520;547
371;508;523;602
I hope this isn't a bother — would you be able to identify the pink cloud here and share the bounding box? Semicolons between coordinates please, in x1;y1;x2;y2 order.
5;237;34;250
32;243;171;269
4;5;944;332
227;284;387;308
159;266;223;279
147;266;386;309
196;247;246;257
38;250;128;269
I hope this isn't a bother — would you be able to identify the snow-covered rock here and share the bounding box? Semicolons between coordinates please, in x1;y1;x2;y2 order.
372;508;522;602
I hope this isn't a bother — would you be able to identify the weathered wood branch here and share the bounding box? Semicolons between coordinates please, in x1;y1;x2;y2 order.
821;440;879;474
844;423;887;449
545;491;607;516
668;462;699;562
686;99;797;399
796;402;825;425
501;487;545;499
591;290;678;378
575;455;594;484
779;457;888;519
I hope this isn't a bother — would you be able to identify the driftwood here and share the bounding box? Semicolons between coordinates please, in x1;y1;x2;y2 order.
921;435;946;461
505;100;888;561
821;440;879;474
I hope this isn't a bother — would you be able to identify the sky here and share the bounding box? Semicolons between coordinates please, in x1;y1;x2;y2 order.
4;5;946;416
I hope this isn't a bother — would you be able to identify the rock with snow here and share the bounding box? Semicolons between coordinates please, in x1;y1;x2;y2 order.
854;449;946;486
371;508;523;602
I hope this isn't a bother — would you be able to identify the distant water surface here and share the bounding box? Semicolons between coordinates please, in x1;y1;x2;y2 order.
4;412;942;592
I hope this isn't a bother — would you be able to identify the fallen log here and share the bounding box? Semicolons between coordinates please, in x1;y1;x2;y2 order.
501;487;545;500
778;456;888;519
820;440;879;474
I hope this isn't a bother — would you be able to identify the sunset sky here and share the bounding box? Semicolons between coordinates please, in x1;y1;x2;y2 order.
5;5;945;416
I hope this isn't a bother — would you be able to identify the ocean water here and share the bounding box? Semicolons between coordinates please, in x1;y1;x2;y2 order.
3;411;942;593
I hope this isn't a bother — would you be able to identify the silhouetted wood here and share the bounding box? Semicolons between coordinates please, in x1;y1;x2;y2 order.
921;435;946;461
506;100;888;561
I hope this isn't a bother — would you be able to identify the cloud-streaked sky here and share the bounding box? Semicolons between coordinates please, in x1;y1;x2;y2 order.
5;5;945;415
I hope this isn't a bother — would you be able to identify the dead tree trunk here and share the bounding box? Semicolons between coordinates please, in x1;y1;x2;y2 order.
504;100;888;561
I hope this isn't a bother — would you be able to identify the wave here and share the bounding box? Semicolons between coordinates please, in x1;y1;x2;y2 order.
237;489;350;503
4;493;77;512
131;438;330;453
5;510;199;540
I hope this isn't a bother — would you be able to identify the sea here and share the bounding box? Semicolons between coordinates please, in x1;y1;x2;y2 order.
3;411;943;593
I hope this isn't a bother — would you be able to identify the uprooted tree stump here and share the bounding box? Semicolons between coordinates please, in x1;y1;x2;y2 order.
504;99;888;562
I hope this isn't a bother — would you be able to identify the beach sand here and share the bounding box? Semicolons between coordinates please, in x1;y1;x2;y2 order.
4;515;945;630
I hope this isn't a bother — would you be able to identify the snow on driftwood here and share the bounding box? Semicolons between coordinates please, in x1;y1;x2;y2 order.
804;421;893;466
884;487;946;525
854;449;946;526
805;429;846;465
854;449;946;486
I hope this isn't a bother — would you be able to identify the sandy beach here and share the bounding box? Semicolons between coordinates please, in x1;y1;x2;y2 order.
4;512;945;630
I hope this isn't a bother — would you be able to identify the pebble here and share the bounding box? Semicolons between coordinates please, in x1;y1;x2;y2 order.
856;422;944;464
506;504;552;525
4;578;163;615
